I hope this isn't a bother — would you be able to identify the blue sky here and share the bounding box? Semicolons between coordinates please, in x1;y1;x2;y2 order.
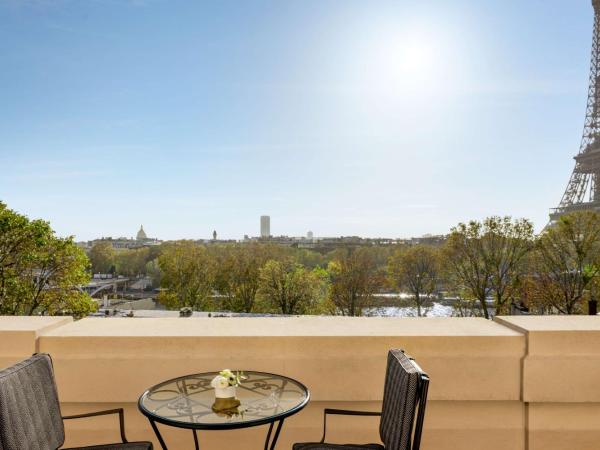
0;0;594;240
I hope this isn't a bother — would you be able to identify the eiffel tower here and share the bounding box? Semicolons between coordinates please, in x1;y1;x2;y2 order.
550;0;600;224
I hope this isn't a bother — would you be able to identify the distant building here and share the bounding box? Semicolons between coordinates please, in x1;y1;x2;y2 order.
82;225;161;250
260;216;270;238
135;225;159;245
408;234;447;247
199;237;237;245
136;225;148;241
307;231;314;240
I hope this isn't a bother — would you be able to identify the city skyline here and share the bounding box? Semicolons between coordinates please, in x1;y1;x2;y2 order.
78;217;445;243
0;0;594;241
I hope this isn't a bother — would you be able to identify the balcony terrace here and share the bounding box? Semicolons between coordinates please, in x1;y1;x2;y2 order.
1;315;598;450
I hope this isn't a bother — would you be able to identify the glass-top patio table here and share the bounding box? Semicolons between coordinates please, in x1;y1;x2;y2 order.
138;371;310;450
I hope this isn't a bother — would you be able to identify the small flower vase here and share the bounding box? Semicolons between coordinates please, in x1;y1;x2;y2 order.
215;385;236;399
212;386;241;413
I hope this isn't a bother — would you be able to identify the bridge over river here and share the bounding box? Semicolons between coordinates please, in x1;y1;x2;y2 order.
80;278;130;298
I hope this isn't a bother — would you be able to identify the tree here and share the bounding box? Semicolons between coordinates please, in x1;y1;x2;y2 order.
157;242;213;310
444;216;534;318
328;248;382;316
145;258;162;288
526;211;600;314
484;217;534;314
211;243;286;313
294;249;326;269
89;242;115;274
388;245;439;317
115;247;151;277
257;259;325;315
0;201;95;317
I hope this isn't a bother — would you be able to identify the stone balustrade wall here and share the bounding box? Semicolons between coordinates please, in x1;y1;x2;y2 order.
1;315;598;450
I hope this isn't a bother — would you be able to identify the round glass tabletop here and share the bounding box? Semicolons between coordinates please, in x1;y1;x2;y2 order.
138;371;310;430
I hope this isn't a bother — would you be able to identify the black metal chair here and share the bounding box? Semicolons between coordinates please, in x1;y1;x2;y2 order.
293;349;429;450
0;353;153;450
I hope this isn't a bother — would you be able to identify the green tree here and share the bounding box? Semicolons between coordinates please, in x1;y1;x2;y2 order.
311;266;335;314
0;201;95;317
294;249;327;269
145;258;162;288
527;211;600;314
257;259;325;314
211;243;285;313
388;245;439;317
484;217;534;314
89;241;115;274
158;242;213;310
116;247;151;277
444;216;534;318
328;248;382;316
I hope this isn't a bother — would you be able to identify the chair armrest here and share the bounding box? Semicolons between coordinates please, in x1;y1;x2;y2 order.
62;408;128;443
320;409;382;443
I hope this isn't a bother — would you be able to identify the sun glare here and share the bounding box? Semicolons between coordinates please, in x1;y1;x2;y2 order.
364;21;461;97
397;39;435;77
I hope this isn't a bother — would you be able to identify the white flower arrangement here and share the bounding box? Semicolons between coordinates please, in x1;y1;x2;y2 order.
210;369;246;389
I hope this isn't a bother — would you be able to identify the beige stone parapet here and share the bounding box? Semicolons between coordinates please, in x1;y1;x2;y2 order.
6;315;599;449
0;316;72;367
32;317;525;450
495;316;600;450
0;317;526;450
494;316;600;402
38;317;524;403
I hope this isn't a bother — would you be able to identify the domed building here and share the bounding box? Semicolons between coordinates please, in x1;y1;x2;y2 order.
86;225;160;250
136;225;148;241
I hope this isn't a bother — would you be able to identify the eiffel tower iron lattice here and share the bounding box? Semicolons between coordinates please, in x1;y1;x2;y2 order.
550;0;600;224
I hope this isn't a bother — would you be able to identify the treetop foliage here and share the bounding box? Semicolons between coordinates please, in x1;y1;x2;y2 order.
0;201;95;317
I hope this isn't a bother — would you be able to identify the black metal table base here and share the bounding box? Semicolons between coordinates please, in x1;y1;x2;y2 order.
147;417;286;450
148;419;168;450
263;419;284;450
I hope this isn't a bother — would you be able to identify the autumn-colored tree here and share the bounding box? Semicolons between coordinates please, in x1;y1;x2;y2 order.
89;241;115;274
157;241;213;311
257;258;326;315
444;216;534;318
328;248;382;316
388;245;440;317
0;201;95;317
